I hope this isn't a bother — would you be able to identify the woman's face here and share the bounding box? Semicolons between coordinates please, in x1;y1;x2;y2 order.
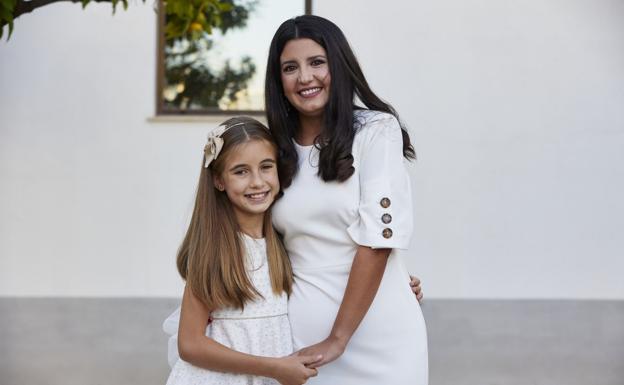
280;38;331;118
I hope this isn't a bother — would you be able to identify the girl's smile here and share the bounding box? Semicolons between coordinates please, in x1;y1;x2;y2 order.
244;190;271;203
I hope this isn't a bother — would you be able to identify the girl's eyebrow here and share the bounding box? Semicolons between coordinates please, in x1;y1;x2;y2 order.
228;163;249;172
228;159;276;171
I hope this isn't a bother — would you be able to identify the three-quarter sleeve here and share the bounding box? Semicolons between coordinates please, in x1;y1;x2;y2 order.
347;114;413;249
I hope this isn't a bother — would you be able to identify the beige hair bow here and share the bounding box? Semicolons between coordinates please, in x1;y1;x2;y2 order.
203;122;245;168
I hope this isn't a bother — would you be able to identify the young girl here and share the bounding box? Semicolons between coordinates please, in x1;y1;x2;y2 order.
165;116;321;385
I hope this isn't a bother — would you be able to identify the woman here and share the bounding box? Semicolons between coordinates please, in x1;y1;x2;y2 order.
267;15;428;385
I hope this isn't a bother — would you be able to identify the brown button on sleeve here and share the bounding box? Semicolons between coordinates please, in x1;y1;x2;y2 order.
382;213;392;224
380;197;391;208
382;228;393;239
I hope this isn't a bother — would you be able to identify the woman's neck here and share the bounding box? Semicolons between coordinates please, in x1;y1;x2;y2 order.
296;114;323;146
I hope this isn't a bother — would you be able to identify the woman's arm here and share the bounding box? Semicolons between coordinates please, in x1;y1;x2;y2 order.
177;285;321;384
297;114;418;367
296;246;390;366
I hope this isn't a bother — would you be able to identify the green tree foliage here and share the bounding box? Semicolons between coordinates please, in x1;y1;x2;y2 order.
2;0;130;39
163;0;258;111
1;0;260;112
0;0;249;41
164;41;256;110
0;0;15;39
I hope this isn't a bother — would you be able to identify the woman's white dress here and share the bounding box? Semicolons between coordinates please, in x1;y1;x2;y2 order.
164;235;293;385
272;110;428;385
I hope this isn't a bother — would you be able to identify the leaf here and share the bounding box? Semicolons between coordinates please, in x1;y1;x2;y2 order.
218;2;233;12
212;13;221;28
81;0;90;9
205;0;218;12
165;19;189;39
0;0;15;12
122;0;128;11
0;5;12;20
0;12;12;41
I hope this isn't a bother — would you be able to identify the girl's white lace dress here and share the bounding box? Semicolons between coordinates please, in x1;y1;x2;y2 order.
164;235;293;385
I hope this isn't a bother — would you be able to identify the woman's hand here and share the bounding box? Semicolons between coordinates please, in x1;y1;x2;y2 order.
271;354;322;385
295;336;346;368
410;275;423;303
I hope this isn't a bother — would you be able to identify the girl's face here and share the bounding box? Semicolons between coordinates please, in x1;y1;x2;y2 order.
280;38;331;118
214;139;280;224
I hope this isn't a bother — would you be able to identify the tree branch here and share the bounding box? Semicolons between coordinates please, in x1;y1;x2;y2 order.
13;0;113;19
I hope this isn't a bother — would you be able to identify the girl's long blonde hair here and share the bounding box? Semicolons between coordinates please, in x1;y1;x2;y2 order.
176;117;293;310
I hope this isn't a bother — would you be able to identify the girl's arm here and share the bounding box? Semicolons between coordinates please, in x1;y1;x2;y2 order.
177;285;321;384
295;246;390;366
410;275;424;303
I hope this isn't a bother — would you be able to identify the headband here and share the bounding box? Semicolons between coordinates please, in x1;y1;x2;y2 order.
203;122;246;168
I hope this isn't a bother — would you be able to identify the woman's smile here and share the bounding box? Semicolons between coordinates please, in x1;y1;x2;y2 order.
299;87;323;98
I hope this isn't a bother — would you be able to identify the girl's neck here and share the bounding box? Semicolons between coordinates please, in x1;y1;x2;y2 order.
237;214;264;239
296;114;323;146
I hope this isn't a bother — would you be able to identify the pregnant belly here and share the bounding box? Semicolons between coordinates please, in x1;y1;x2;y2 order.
288;254;425;352
288;263;351;350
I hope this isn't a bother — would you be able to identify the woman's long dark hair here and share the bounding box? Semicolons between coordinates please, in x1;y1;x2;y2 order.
265;15;415;188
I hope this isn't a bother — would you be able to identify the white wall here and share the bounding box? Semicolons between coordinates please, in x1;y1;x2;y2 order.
1;0;623;298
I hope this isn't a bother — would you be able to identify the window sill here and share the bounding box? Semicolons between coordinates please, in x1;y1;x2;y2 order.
147;114;267;124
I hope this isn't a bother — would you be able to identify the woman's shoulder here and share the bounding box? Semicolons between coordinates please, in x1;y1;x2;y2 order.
353;109;402;143
353;109;397;125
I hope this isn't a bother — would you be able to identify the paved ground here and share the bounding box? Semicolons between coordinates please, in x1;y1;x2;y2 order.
1;298;622;385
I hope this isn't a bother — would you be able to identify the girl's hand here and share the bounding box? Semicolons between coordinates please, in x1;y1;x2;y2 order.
295;336;346;368
272;354;322;385
410;275;423;303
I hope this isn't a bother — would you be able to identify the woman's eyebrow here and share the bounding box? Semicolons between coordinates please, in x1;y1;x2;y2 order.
281;55;326;66
280;59;297;66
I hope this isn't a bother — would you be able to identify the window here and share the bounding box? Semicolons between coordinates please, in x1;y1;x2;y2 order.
156;0;311;115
